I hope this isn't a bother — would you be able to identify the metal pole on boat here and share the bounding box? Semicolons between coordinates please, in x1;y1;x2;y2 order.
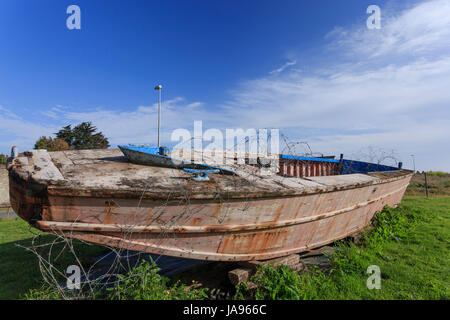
154;85;162;148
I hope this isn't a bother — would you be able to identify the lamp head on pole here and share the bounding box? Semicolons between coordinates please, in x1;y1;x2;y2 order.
154;85;162;90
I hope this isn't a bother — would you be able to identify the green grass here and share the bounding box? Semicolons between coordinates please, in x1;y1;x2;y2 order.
0;218;207;300
0;218;107;299
236;197;450;300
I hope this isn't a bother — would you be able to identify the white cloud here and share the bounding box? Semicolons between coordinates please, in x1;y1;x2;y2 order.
269;60;297;74
186;102;204;109
34;98;210;147
329;0;450;58
0;107;56;152
219;0;450;171
0;105;22;120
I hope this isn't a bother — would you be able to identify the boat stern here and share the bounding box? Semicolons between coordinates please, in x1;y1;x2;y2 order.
7;149;53;226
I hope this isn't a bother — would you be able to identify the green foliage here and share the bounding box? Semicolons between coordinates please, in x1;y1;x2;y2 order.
55;122;110;150
34;136;50;150
34;122;109;151
236;264;303;300
363;205;417;249
426;171;449;177
0;154;7;164
24;286;64;300
104;259;207;300
55;125;74;146
34;136;72;151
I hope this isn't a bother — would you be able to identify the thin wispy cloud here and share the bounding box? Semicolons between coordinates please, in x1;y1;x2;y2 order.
0;105;22;120
328;0;450;59
269;60;297;74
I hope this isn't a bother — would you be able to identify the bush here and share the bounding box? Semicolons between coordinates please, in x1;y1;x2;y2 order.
363;205;420;249
34;136;72;151
105;259;208;300
426;171;449;177
0;154;7;164
235;264;304;300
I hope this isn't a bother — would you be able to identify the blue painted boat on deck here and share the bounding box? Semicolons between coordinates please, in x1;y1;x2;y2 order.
118;144;235;175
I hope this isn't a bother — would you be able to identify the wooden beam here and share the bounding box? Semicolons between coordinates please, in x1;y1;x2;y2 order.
228;267;254;286
239;254;301;271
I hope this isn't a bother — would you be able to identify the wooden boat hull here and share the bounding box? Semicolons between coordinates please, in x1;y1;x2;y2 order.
8;149;412;261
39;179;409;261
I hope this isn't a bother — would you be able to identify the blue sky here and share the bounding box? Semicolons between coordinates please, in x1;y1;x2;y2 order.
1;0;449;171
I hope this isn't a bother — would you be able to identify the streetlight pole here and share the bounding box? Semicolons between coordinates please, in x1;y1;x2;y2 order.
154;85;162;148
410;154;415;173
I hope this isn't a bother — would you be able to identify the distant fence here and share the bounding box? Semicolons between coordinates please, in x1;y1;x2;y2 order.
0;169;9;207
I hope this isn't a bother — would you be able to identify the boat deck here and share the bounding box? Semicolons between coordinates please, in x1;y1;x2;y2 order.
10;149;411;200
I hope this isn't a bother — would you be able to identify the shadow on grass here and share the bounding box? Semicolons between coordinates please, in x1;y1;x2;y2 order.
0;232;107;299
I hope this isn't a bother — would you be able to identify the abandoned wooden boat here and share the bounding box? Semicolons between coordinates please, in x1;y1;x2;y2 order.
8;148;412;261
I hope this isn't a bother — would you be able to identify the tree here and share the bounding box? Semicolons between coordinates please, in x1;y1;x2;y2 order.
34;136;72;151
55;122;110;150
34;136;51;150
55;125;74;146
51;138;72;151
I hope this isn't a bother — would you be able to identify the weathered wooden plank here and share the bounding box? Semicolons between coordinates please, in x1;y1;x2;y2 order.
49;150;74;167
300;245;336;258
239;254;301;271
32;150;64;181
306;174;377;187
